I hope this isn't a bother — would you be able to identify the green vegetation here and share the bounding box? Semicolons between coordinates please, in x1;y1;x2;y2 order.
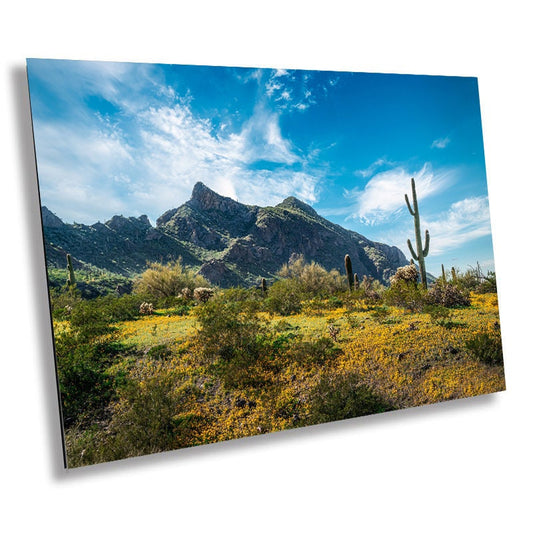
133;259;209;302
49;255;504;467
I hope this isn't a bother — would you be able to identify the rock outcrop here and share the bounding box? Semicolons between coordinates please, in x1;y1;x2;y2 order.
42;182;408;286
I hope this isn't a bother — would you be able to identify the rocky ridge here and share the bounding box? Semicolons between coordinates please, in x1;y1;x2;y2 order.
42;182;408;287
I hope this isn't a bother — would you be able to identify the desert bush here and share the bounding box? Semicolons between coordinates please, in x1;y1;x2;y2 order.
265;278;302;315
390;264;418;285
454;264;497;294
346;275;383;304
195;299;264;363
55;305;130;427
56;339;117;427
371;306;392;323
133;260;208;300
426;282;470;308
306;370;392;425
54;293;144;427
288;336;341;366
424;304;451;322
50;287;82;320
219;287;263;313
95;361;203;461
67;294;145;331
475;271;497;294
139;301;154;315
278;254;345;297
167;303;192;316
465;324;503;366
193;287;215;303
383;279;425;311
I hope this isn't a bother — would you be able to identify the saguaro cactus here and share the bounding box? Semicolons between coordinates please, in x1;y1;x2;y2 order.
354;273;360;290
66;253;76;288
441;264;446;282
344;254;354;291
451;267;457;284
405;178;430;289
261;277;267;294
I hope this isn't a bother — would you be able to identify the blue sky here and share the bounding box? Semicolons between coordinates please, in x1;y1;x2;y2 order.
27;59;495;275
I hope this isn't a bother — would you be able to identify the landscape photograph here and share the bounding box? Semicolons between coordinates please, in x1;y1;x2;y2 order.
27;59;505;468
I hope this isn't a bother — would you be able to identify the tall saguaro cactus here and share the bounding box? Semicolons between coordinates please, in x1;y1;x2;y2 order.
344;254;354;291
405;178;430;289
66;253;76;288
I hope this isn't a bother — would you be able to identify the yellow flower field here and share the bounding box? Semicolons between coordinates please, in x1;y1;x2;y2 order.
60;292;505;466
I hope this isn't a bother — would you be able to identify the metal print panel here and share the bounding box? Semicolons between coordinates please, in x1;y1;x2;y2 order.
27;59;505;468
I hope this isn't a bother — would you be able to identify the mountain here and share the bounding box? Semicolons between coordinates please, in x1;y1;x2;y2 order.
41;182;408;287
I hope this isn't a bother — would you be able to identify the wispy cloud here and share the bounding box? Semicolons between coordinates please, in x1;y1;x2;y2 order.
263;69;326;113
348;164;452;225
431;136;451;149
31;62;325;223
354;157;394;178
424;196;492;254
377;195;492;257
138;99;318;213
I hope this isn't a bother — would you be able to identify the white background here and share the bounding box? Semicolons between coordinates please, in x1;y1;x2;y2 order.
1;1;531;531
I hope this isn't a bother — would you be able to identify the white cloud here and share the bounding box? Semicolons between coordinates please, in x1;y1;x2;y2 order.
31;62;328;224
136;100;318;215
425;196;492;254
354;157;393;178
431;136;451;149
33;119;135;222
377;195;492;258
349;164;451;224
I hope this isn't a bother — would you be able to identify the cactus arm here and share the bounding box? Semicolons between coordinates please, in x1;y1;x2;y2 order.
407;239;418;261
405;194;415;216
422;230;430;257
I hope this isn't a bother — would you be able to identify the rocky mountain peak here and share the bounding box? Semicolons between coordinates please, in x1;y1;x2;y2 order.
41;206;64;228
105;214;152;232
42;182;408;286
277;196;318;217
189;181;245;214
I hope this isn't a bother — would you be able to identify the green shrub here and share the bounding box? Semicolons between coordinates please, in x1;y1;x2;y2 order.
288;336;341;366
265;278;302;315
371;306;391;323
454;264;497;294
195;299;264;363
383;279;425;311
476;271;497;294
307;371;393;425
465;325;504;366
50;287;82;320
92;363;203;462
133;259;208;300
278;254;345;298
55;325;125;427
54;293;139;428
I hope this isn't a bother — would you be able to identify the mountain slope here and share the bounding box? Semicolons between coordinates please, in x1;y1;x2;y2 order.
42;182;408;287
